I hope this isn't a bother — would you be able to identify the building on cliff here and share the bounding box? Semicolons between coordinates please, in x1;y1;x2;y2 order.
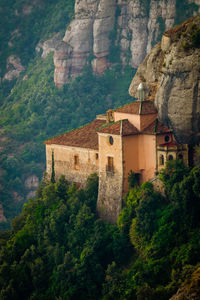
45;86;188;223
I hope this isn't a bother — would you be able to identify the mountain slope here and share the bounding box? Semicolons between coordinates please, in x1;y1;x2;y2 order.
0;1;199;228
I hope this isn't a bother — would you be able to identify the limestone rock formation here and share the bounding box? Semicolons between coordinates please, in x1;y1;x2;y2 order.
24;175;39;199
129;15;200;144
25;175;39;189
35;33;63;58
3;55;25;81
54;0;199;86
54;0;116;86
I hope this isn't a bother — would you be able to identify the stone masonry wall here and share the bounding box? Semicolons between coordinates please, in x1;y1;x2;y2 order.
97;171;123;223
46;144;99;186
97;133;123;223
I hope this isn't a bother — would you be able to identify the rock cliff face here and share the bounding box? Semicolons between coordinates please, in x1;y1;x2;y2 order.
3;55;25;81
54;0;199;87
129;15;200;144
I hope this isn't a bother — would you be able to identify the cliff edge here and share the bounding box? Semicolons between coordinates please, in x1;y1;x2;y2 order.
54;0;199;87
129;15;200;144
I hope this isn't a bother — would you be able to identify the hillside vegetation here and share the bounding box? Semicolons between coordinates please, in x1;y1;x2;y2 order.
0;0;134;229
0;161;200;299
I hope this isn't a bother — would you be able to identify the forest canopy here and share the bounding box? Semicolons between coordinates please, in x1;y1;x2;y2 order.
1;161;200;299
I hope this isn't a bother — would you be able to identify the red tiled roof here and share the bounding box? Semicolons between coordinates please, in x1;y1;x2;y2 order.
114;100;157;115
142;119;172;134
97;119;139;136
44;119;106;150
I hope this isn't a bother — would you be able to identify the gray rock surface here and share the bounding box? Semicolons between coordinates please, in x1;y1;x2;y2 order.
129;15;200;144
24;175;39;200
35;33;62;58
3;55;25;81
25;175;39;189
54;0;116;86
54;0;199;86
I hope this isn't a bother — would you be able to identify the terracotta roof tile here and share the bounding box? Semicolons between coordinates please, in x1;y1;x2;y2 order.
159;141;179;147
97;119;139;136
114;100;157;115
142;119;172;134
44;119;106;150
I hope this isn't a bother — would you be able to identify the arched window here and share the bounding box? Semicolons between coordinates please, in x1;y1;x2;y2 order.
168;155;173;161
159;154;164;165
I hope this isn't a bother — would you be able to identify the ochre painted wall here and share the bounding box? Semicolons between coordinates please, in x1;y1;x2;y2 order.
114;112;141;130
114;112;157;131
46;144;99;185
97;134;123;173
123;134;157;191
138;134;157;183
123;135;139;193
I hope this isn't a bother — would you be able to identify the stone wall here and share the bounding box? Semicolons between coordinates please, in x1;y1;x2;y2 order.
46;144;99;186
97;133;123;223
97;170;123;223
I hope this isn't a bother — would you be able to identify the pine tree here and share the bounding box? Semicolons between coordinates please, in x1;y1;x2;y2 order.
51;151;55;183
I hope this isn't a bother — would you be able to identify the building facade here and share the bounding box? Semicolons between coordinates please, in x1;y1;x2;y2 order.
45;98;188;223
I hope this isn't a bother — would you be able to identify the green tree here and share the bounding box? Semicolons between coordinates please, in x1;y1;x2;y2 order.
51;151;55;183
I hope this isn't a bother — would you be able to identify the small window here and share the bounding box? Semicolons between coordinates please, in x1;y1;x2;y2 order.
159;154;164;165
107;156;114;172
165;135;170;142
95;153;99;160
74;155;79;166
168;155;173;161
108;136;114;145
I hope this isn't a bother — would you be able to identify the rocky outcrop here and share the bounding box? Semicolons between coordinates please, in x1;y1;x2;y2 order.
25;175;39;189
24;175;39;199
170;267;200;300
35;33;62;58
3;55;25;81
12;191;23;202
54;0;199;87
129;15;200;144
54;0;116;86
8;29;21;48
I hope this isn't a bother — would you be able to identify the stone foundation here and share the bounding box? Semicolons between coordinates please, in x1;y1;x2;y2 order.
97;170;123;223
